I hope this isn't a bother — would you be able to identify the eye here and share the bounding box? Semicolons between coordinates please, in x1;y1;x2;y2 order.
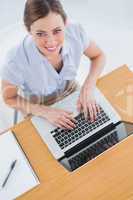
36;32;42;37
36;32;47;37
53;29;62;34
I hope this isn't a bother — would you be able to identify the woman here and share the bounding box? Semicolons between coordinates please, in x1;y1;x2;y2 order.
1;0;105;129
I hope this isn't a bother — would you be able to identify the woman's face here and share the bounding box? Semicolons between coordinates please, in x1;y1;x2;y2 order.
30;12;66;57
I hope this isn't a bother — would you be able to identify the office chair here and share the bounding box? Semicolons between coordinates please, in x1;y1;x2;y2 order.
13;89;24;125
13;109;18;125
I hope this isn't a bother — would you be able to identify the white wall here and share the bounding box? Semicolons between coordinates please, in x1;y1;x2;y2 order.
62;0;132;30
0;0;25;31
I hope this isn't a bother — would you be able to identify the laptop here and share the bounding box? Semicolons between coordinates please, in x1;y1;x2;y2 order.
31;87;122;171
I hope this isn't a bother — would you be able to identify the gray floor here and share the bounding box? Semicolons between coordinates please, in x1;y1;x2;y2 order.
0;0;133;132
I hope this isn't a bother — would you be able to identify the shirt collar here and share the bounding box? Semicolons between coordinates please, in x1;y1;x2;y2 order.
61;38;71;57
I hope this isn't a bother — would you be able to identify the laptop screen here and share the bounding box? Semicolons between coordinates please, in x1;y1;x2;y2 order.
60;121;133;171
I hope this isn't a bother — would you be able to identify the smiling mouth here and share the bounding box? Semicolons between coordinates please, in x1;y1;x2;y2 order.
45;46;59;52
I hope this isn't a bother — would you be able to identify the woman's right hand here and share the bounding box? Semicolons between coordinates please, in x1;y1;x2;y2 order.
39;106;77;129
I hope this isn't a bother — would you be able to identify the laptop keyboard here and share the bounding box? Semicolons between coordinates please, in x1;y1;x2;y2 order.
68;130;118;171
51;106;110;149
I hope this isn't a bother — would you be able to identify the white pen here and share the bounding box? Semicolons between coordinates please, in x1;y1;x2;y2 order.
2;160;17;188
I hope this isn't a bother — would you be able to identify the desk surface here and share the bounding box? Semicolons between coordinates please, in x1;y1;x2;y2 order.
10;119;133;200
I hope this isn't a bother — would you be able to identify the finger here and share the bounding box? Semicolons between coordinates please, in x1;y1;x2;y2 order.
64;117;76;128
83;100;88;120
87;103;94;122
96;103;101;114
60;120;74;130
91;103;98;120
55;119;69;129
64;113;77;123
82;92;89;120
77;99;82;112
62;115;76;128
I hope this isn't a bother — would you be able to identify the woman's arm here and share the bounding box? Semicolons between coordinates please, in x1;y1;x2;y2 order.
1;80;76;129
77;41;106;121
1;80;43;116
83;40;106;84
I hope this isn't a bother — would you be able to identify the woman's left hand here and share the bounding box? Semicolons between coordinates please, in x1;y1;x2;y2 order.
77;80;100;122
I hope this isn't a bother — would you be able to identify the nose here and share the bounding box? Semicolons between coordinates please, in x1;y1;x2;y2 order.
45;34;57;46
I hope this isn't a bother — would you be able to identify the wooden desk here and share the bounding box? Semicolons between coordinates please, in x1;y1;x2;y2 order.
10;119;133;200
